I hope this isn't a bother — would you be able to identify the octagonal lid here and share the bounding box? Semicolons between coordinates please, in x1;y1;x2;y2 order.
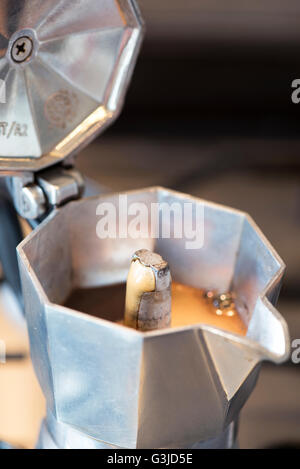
0;0;143;172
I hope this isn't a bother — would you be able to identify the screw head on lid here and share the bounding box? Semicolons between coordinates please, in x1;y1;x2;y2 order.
11;36;33;63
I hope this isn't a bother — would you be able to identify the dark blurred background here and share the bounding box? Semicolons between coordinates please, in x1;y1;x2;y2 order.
75;0;300;449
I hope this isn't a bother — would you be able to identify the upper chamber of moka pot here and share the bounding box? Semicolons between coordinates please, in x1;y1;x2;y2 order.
17;187;290;449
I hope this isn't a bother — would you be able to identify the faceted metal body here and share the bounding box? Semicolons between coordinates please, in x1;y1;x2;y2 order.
0;0;143;172
17;187;289;449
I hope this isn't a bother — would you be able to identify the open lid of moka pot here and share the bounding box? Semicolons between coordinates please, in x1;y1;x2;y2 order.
0;0;143;173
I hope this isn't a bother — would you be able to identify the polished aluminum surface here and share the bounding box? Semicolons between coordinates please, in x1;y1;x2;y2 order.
7;166;85;218
37;166;84;206
37;410;237;449
9;173;46;219
0;0;143;171
17;187;289;448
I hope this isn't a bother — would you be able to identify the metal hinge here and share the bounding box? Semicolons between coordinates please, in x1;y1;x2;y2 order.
8;165;85;220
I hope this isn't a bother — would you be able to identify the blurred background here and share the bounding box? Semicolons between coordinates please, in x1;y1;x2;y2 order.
1;0;300;448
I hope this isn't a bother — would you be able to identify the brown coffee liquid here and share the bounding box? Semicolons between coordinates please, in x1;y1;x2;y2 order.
64;282;247;336
171;282;246;336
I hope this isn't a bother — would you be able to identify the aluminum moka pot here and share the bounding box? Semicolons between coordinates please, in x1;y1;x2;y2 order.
0;0;289;449
17;187;289;449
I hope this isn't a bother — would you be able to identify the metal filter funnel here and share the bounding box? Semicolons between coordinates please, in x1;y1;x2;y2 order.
17;187;290;449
